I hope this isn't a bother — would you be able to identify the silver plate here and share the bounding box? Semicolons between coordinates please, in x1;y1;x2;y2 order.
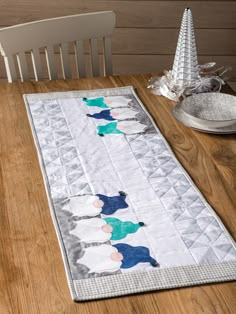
173;103;236;134
173;93;236;134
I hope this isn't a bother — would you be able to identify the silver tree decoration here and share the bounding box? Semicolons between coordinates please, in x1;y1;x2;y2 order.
171;8;199;87
148;8;231;101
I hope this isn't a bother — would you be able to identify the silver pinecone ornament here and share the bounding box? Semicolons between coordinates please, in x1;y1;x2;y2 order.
171;8;200;88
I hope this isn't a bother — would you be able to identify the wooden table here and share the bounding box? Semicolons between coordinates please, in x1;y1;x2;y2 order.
0;74;235;314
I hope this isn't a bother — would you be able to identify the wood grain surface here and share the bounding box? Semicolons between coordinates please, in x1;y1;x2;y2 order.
0;74;235;314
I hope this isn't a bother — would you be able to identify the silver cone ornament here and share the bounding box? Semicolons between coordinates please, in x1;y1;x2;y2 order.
148;8;230;101
171;8;200;88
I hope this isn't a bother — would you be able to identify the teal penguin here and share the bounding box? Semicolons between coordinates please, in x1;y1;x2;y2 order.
83;97;109;108
97;122;123;136
103;217;145;240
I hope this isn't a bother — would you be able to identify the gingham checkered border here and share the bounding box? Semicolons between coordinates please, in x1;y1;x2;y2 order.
73;260;236;300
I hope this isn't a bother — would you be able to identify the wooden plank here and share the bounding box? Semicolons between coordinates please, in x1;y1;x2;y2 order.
2;55;17;82
0;54;236;80
112;55;236;78
74;40;86;78
60;43;72;79
16;52;29;81
1;28;233;57
45;45;58;80
31;48;44;81
0;1;235;29
45;29;236;57
90;38;100;76
228;81;236;91
0;75;235;313
112;29;236;56
103;37;113;76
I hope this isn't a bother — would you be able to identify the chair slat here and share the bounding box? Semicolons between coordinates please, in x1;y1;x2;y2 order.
0;12;115;82
60;43;71;79
45;45;57;80
103;37;112;76
74;40;86;78
16;52;29;81
31;48;43;81
3;55;18;82
90;39;100;77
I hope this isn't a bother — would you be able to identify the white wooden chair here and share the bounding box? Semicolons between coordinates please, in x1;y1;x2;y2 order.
0;11;115;82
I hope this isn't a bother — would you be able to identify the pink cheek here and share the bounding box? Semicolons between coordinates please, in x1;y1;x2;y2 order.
111;252;123;262
111;112;118;117
117;125;126;131
101;224;113;233
93;200;104;208
104;99;112;105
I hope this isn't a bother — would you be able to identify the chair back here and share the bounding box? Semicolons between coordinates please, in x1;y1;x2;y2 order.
0;11;115;82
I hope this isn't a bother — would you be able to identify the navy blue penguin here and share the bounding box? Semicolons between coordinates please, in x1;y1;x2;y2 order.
86;109;115;121
113;243;159;268
96;191;128;215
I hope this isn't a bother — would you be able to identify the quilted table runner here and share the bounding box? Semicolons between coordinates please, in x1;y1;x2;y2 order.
24;87;236;301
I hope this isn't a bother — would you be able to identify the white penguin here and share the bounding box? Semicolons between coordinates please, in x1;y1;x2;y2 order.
70;218;113;243
104;96;132;108
110;107;138;120
77;244;123;273
117;120;147;134
63;195;104;217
